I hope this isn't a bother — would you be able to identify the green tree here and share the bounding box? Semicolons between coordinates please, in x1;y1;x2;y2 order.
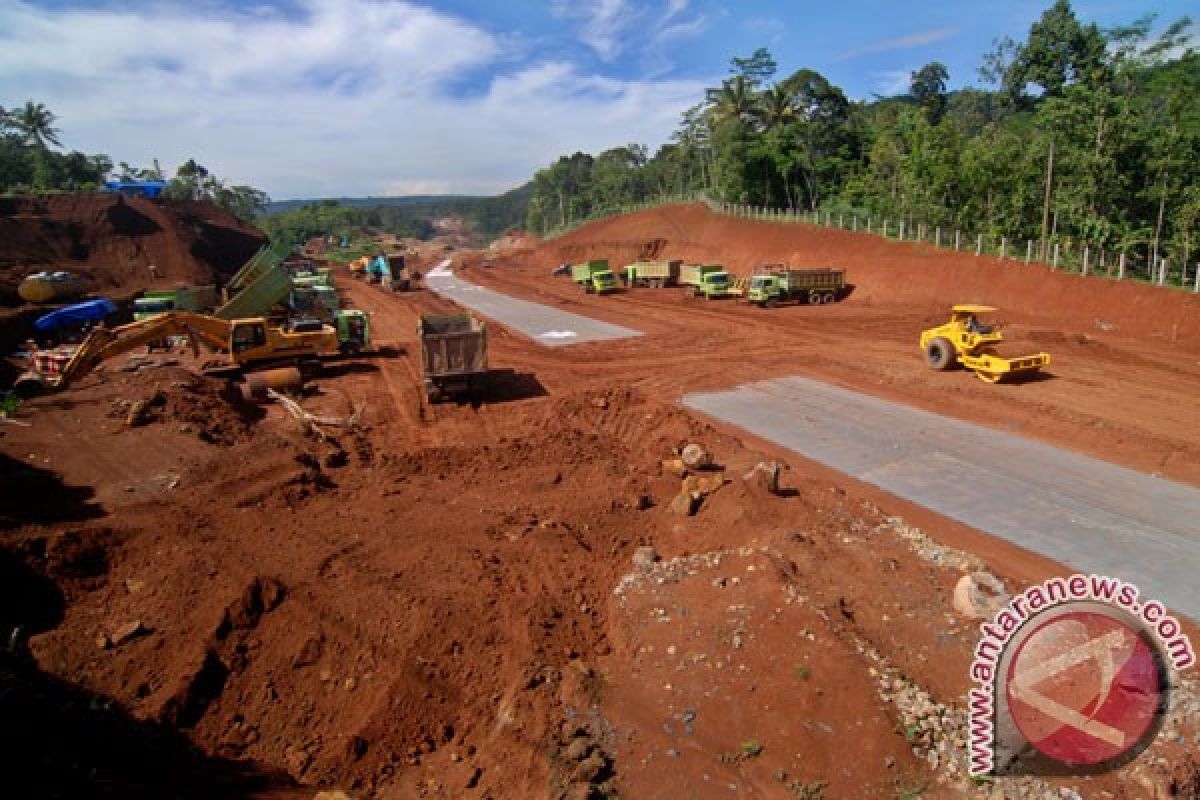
8;100;62;149
910;62;949;123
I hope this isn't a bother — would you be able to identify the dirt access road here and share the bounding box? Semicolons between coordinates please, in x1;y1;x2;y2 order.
3;203;1199;800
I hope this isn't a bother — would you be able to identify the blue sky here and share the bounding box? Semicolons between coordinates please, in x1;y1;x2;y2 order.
0;1;1193;199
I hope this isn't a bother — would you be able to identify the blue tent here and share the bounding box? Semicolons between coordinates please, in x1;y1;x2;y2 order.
104;180;167;199
34;298;118;332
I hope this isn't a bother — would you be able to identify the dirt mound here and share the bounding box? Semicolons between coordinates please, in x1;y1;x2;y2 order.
103;367;265;446
488;229;541;253
542;204;1200;352
0;193;266;308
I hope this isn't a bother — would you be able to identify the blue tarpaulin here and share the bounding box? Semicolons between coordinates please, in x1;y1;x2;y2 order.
34;298;118;332
104;180;167;198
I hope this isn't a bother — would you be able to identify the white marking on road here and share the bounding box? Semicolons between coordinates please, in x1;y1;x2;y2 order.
538;330;578;339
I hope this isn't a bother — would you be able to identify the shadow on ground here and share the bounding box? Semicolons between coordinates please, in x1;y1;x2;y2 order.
0;453;105;531
0;551;302;799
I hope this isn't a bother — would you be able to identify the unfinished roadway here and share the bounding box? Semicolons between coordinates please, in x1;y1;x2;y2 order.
424;260;641;346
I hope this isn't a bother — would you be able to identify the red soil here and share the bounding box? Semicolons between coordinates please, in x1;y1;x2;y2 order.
0;193;266;307
1;203;1197;799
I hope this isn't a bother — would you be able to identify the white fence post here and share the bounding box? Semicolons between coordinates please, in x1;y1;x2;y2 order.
867;216;872;233
1000;237;1007;259
852;215;857;231
955;230;961;251
1159;259;1168;286
1053;243;1060;270
899;220;906;240
883;219;888;238
1118;252;1126;280
976;234;983;256
1026;240;1033;264
1082;246;1089;276
935;227;941;247
1194;264;1199;293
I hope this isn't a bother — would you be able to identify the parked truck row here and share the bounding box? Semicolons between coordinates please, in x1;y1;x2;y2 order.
560;258;846;305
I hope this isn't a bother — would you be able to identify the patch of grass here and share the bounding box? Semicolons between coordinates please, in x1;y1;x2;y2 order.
896;782;926;799
740;739;763;758
794;663;811;680
0;392;20;417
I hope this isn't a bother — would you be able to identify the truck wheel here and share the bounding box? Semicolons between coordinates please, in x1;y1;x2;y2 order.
807;291;820;304
926;337;957;371
822;293;835;304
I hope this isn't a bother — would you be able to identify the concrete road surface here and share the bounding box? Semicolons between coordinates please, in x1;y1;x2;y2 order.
684;375;1200;619
425;262;640;347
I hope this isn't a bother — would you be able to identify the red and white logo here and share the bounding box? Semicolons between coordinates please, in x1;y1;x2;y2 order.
1005;609;1164;766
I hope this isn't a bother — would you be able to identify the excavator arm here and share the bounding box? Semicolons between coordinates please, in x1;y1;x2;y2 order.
56;311;234;389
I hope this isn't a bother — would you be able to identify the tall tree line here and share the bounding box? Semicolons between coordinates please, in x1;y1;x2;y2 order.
0;101;268;222
526;1;1198;272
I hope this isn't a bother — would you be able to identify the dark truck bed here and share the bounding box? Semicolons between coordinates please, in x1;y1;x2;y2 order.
418;313;488;402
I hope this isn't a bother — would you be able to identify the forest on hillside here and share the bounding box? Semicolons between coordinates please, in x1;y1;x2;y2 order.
257;184;532;244
0;101;268;221
525;1;1199;273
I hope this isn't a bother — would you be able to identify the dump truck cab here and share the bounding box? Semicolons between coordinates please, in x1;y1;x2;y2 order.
570;260;618;294
920;305;1050;383
746;274;779;304
335;309;370;355
695;270;732;299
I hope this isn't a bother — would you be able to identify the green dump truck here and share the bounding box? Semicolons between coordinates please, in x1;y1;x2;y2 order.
335;309;370;355
133;285;220;320
680;264;734;299
418;313;488;402
622;259;681;288
746;266;846;307
570;260;618;294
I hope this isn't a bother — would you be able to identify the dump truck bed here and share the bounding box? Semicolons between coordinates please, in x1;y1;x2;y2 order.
778;268;845;290
418;314;487;378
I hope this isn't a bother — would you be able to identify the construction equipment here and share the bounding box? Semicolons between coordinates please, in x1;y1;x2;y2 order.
18;271;85;304
622;259;681;288
680;264;734;299
920;305;1050;384
746;266;845;307
133;286;219;320
334;309;371;355
42;311;340;391
570;260;618;294
418;313;488;402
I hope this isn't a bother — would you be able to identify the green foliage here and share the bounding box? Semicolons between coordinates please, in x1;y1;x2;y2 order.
740;739;763;757
524;3;1199;276
0;392;21;417
0;100;269;223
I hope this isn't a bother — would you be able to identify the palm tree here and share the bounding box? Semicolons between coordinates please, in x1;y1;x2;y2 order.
756;84;796;131
708;75;759;124
11;101;62;149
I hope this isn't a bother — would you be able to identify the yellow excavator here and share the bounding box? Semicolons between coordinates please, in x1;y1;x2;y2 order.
920;305;1050;383
41;311;340;391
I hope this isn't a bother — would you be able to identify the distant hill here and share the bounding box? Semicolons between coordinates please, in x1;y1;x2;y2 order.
258;183;534;242
265;194;477;215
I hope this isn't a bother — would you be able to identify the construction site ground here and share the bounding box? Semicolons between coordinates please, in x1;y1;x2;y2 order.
2;203;1199;800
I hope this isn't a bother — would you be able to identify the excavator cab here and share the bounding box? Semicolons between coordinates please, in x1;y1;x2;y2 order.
231;320;267;354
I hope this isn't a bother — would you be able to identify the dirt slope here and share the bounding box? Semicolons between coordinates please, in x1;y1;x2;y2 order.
0;193;266;307
540;204;1200;352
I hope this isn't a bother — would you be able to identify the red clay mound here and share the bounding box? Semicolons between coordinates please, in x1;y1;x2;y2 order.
543;204;1200;351
0;193;266;307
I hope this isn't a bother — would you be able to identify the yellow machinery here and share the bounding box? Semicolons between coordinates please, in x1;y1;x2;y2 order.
919;305;1050;383
51;311;339;390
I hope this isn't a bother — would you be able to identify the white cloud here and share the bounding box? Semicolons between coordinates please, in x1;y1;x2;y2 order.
834;26;958;63
0;0;706;199
874;69;915;96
